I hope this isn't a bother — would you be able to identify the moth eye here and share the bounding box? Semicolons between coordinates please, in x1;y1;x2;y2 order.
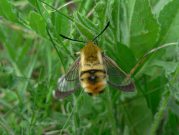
80;78;84;81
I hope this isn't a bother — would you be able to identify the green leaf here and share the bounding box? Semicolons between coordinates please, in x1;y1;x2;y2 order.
28;0;37;7
52;9;70;37
152;60;178;76
121;95;153;135
168;99;179;118
163;111;179;135
149;89;170;135
78;0;93;15
151;0;170;16
149;0;159;7
145;75;167;114
120;0;136;44
141;45;178;78
158;0;179;43
107;43;136;73
128;0;160;57
74;13;95;40
110;0;120;43
170;65;179;102
78;12;98;34
0;0;17;21
94;1;107;23
29;11;47;37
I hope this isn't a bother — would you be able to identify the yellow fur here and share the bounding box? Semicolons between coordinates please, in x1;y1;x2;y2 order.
79;41;107;95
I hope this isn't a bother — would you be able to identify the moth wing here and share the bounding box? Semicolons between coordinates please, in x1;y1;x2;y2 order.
53;57;81;99
103;55;135;91
65;57;80;81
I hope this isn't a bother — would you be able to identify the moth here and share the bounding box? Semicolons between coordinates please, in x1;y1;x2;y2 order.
53;22;135;99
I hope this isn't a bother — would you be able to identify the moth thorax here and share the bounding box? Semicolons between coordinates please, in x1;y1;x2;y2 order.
80;41;103;65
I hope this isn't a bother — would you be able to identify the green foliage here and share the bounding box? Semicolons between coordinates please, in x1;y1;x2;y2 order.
158;0;179;43
29;11;47;37
0;0;179;135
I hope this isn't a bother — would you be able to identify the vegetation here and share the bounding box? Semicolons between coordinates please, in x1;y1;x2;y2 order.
0;0;179;135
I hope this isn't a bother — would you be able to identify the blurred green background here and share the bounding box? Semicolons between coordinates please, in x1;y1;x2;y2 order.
0;0;179;135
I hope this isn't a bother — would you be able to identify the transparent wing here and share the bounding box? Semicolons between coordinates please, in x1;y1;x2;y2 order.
65;57;80;81
53;57;81;99
53;75;81;99
103;55;135;91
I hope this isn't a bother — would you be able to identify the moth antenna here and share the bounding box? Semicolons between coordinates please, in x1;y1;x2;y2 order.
60;34;86;43
93;21;110;41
